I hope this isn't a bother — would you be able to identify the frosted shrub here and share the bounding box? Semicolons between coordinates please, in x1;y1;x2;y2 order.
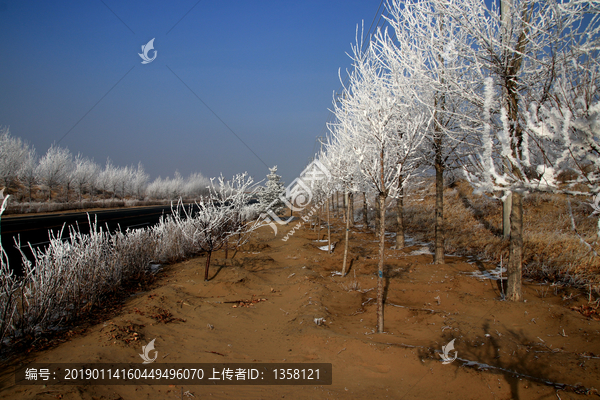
0;192;22;348
151;202;203;263
16;219;119;336
113;227;156;277
0;253;20;348
0;173;260;349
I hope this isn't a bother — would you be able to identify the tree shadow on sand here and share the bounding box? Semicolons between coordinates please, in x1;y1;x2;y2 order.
416;320;589;399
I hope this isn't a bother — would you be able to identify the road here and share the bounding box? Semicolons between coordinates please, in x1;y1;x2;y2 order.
0;205;178;273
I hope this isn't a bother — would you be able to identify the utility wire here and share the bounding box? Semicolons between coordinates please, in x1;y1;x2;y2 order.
58;65;136;145
166;65;269;169
361;0;385;54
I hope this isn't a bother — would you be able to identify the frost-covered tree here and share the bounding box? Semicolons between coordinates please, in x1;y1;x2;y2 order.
168;171;184;200
101;159;121;200
36;145;72;201
191;174;258;281
18;147;38;202
146;172;211;200
323;134;360;275
225;172;261;250
62;157;77;203
132;162;148;200
97;158;115;200
437;0;600;300
376;0;474;263
183;172;210;199
258;166;285;214
73;155;99;203
0;127;30;192
115;165;132;199
328;41;430;333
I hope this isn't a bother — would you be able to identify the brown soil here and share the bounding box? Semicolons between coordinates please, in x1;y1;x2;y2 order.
1;218;599;399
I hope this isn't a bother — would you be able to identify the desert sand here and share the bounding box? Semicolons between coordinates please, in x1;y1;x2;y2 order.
1;216;599;399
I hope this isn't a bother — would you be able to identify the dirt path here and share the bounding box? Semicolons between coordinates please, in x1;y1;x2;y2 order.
1;218;599;399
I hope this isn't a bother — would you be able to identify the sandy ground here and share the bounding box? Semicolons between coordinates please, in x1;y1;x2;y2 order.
1;216;599;399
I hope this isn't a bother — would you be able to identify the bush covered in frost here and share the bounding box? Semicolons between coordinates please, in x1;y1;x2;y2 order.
0;173;258;350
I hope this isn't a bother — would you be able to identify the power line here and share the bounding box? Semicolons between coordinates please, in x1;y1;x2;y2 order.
58;65;136;145
361;0;385;54
166;65;269;169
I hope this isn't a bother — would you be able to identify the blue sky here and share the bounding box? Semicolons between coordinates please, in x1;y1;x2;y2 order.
0;1;384;184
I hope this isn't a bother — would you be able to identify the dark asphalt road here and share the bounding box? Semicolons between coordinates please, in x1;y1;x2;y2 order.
0;205;178;272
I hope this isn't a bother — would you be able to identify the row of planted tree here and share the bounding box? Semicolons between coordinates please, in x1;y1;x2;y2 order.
296;0;599;333
0;127;212;203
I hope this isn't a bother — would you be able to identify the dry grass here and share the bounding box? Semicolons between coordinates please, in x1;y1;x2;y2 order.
400;179;600;293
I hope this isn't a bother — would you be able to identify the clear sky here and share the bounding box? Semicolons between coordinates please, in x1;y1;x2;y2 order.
0;0;385;185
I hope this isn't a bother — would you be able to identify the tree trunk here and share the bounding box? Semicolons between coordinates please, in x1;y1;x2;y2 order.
318;202;322;240
349;192;354;227
331;194;334;215
363;192;368;226
507;191;523;301
204;250;212;281
503;192;512;238
327;198;331;253
224;238;228;259
375;195;380;236
342;191;351;276
434;146;445;264
396;183;405;248
342;190;347;223
377;192;386;333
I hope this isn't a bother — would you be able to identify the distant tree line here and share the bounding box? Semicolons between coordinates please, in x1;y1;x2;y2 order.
0;127;211;203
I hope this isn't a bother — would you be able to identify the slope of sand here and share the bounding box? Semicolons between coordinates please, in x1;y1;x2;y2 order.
1;218;599;399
